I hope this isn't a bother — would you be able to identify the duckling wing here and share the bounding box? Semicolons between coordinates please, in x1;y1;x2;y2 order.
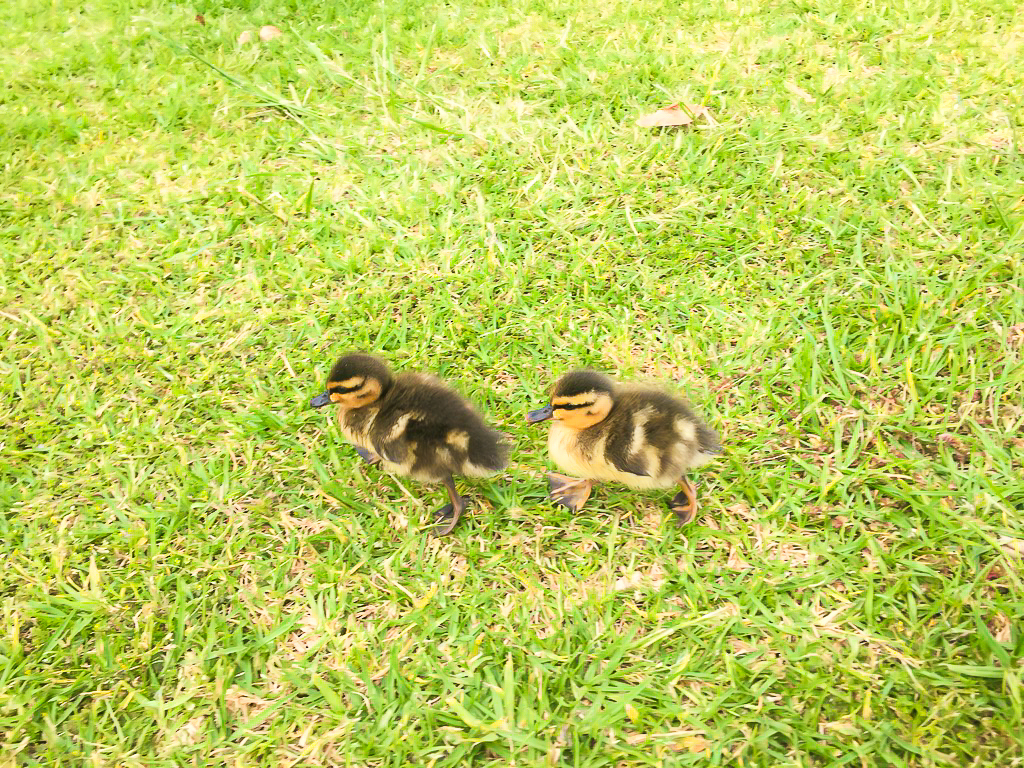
374;439;408;465
606;450;651;478
369;412;413;465
601;402;661;479
370;375;507;479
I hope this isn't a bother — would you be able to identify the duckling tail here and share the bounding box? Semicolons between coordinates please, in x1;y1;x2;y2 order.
697;423;722;455
464;429;510;476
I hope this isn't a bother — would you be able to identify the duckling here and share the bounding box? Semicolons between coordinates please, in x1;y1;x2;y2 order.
526;370;720;524
310;353;508;535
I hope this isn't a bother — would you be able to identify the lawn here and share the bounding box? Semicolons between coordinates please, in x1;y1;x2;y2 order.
1;0;1023;764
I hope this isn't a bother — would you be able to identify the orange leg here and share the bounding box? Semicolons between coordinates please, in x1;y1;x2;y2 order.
669;476;698;524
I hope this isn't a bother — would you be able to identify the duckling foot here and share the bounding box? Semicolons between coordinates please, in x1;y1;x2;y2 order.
669;478;698;525
547;473;593;512
431;502;465;536
431;474;466;536
353;446;381;466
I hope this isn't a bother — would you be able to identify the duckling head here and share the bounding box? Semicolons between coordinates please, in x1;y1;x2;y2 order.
310;353;393;410
526;370;615;430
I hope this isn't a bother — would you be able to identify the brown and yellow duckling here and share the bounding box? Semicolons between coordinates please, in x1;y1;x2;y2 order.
526;370;720;523
311;353;508;535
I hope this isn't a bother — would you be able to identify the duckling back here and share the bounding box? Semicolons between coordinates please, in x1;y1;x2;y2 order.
616;386;719;476
568;386;719;488
369;374;508;482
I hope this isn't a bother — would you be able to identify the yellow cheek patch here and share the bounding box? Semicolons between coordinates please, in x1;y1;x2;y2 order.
330;393;344;403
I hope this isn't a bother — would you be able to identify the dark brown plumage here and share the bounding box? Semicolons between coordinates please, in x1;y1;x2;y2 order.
311;353;507;535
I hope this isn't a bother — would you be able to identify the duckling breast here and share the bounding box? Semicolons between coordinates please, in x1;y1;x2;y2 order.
548;422;597;478
337;405;379;451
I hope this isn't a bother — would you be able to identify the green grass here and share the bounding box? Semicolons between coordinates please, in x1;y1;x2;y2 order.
1;0;1023;764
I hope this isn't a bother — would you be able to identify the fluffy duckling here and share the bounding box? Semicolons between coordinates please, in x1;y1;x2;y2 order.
526;370;720;523
311;353;508;535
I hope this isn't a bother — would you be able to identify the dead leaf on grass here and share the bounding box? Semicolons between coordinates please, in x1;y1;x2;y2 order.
726;545;751;570
937;433;970;463
726;502;754;520
259;25;283;41
728;638;759;654
823;66;846;91
224;686;273;718
784;81;815;103
624;730;710;755
989;613;1012;644
238;30;254;44
613;564;668;592
637;103;716;128
676;734;711;755
820;719;859;736
998;536;1024;558
195;14;206;25
166;715;206;748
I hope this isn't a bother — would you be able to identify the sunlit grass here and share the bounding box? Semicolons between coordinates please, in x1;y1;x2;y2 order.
1;0;1022;764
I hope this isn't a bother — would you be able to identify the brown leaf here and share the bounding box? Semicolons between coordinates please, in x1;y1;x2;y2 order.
167;715;206;747
624;731;709;755
989;613;1012;645
195;14;206;25
820;719;859;736
728;638;759;654
223;686;272;718
259;25;283;41
937;433;970;463
237;30;253;44
823;66;846;91
726;502;753;519
784;81;814;103
637;103;715;128
1008;324;1024;348
998;537;1024;558
680;734;711;755
726;546;750;570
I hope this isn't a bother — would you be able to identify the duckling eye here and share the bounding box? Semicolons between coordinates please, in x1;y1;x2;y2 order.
555;402;592;412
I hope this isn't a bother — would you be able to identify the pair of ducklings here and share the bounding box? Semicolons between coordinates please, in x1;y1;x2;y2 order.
310;353;721;535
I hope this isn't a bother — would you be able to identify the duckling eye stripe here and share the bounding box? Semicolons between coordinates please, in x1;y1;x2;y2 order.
555;402;591;411
329;384;362;395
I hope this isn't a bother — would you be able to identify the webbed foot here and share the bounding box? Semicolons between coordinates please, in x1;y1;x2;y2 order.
547;473;593;512
353;446;381;466
669;477;698;525
432;501;465;536
432;474;467;536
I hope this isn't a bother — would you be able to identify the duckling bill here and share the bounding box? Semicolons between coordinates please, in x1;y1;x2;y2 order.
527;370;720;524
311;353;508;535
